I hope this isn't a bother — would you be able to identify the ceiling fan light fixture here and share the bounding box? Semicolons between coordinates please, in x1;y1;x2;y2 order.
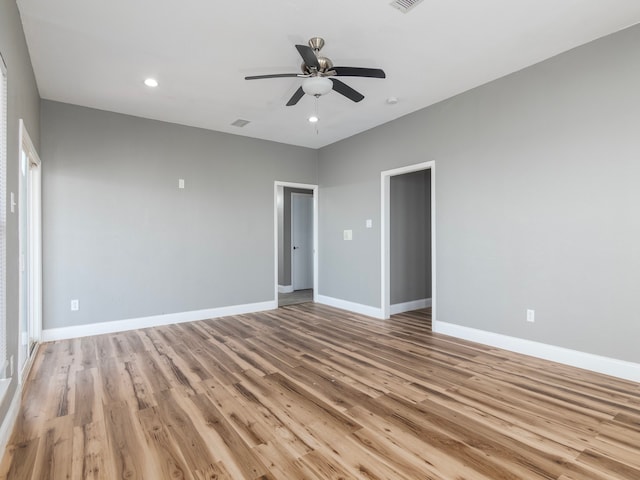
302;77;332;97
245;38;386;106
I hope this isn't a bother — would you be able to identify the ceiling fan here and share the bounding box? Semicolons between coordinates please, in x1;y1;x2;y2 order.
245;37;386;106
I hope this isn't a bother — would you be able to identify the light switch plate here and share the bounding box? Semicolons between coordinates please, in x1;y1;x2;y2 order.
343;229;353;241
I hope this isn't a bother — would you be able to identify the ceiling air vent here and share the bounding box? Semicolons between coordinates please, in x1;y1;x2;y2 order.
231;119;250;127
390;0;424;13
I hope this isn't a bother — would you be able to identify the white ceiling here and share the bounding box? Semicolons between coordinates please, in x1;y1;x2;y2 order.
17;0;640;149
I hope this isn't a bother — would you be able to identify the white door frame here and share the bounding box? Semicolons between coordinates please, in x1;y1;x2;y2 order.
274;181;318;303
381;161;435;320
18;119;42;382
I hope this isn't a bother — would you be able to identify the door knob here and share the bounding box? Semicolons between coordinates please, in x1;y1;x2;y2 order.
293;246;299;249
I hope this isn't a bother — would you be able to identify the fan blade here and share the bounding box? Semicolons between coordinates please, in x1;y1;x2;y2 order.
333;67;386;79
245;73;302;80
286;87;305;106
330;79;364;103
295;44;320;70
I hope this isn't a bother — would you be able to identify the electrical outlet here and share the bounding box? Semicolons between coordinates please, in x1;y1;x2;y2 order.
71;299;79;311
526;309;535;323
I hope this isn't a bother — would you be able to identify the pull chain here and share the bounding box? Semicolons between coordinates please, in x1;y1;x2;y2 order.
314;95;319;135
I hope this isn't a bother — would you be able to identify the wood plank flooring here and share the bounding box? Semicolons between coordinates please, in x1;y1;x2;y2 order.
278;289;313;307
1;303;640;479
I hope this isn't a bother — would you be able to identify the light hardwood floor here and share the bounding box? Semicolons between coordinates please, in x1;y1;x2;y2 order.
278;289;313;307
1;304;639;479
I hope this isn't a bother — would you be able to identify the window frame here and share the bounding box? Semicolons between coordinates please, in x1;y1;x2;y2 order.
1;51;9;385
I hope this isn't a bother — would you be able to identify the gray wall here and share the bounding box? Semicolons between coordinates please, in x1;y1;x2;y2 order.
318;24;640;363
0;0;40;427
390;170;431;305
41;101;317;329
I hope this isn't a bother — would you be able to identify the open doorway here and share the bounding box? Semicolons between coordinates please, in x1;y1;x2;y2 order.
381;161;435;321
274;182;318;307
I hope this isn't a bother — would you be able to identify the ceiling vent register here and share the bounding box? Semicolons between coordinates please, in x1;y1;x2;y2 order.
390;0;424;13
231;119;250;127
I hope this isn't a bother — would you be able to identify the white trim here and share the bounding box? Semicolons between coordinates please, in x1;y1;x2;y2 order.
316;295;384;319
0;382;21;458
19;344;38;385
381;161;436;320
28;155;42;346
42;300;276;342
274;181;318;305
433;320;640;383
390;298;432;315
278;285;294;294
0;377;9;407
17;120;42;378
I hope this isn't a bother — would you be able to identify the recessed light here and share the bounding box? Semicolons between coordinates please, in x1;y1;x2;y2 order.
144;78;158;88
308;116;319;123
386;96;398;105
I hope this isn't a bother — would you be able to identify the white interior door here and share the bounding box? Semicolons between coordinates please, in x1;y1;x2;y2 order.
291;193;313;290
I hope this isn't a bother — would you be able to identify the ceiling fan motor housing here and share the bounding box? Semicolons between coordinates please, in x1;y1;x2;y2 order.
301;56;333;75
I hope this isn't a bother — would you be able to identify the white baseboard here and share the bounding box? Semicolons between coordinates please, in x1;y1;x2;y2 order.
0;382;21;459
0;378;10;410
316;295;384;319
433;320;640;383
42;300;277;342
390;298;432;315
278;285;294;294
